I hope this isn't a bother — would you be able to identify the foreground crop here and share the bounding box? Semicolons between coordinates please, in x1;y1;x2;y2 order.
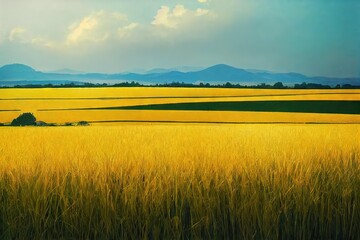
0;125;359;239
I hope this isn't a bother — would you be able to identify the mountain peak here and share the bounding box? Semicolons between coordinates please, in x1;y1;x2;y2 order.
0;63;358;86
0;63;36;73
206;64;240;71
0;63;42;81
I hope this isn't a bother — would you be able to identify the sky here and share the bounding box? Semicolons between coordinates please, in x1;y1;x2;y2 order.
0;0;359;77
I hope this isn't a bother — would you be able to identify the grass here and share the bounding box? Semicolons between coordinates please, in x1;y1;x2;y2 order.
53;100;360;115
0;124;359;239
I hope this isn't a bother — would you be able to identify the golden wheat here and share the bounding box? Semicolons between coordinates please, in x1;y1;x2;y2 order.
0;87;359;124
2;87;359;99
0;124;359;239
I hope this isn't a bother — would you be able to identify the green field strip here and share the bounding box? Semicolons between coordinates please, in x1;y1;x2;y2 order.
1;92;359;101
39;100;360;115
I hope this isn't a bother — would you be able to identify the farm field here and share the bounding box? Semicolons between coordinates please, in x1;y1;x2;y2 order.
0;124;359;239
1;87;360;124
0;87;360;238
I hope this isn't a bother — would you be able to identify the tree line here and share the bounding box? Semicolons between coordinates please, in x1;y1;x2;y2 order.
1;81;359;89
0;112;89;127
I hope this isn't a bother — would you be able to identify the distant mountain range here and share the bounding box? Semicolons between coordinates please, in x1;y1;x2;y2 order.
0;63;359;86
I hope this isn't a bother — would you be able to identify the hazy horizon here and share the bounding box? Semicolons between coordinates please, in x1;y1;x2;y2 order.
0;0;359;78
1;62;359;80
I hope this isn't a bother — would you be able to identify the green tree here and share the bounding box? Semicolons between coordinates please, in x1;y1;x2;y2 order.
273;82;284;88
11;113;36;126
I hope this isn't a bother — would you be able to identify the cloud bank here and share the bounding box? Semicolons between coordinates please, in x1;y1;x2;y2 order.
0;0;358;77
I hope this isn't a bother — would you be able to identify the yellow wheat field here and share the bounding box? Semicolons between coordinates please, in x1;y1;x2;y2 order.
2;87;359;99
0;87;360;124
0;124;359;239
3;94;359;111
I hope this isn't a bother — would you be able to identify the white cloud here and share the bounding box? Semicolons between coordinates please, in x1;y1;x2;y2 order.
67;16;99;44
173;5;187;17
118;23;138;38
152;5;210;29
8;27;55;48
6;10;138;51
66;11;134;45
66;11;107;44
198;0;207;3
9;27;29;43
152;6;175;28
5;6;214;57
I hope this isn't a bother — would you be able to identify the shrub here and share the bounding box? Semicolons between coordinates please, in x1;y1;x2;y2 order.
273;82;285;88
11;113;36;126
77;121;89;126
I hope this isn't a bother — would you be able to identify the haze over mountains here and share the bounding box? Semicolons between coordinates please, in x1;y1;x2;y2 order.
0;63;359;87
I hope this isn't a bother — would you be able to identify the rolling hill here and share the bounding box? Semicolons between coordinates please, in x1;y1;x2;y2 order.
0;63;359;86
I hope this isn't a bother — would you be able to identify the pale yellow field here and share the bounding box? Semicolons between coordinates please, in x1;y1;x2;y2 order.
0;124;359;238
2;87;359;99
0;87;359;124
1;93;360;111
18;110;360;124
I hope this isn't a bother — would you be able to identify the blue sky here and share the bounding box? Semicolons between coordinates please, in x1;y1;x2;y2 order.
0;0;359;77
